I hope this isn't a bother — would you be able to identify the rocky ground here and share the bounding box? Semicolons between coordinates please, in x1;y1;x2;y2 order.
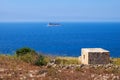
0;56;120;80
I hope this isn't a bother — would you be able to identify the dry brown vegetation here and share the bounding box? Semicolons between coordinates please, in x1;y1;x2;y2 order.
112;58;120;65
0;55;120;80
55;57;80;65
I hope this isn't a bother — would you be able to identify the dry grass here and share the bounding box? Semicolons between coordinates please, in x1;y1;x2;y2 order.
0;54;40;70
55;57;80;65
111;58;120;65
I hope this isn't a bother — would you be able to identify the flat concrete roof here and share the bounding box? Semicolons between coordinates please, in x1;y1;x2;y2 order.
82;48;109;53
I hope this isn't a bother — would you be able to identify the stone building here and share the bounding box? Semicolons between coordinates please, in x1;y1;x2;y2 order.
81;48;110;65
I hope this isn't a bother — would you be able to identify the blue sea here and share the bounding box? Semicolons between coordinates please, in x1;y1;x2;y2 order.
0;22;120;57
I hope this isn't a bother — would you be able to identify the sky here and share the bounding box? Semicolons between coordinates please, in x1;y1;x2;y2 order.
0;0;120;22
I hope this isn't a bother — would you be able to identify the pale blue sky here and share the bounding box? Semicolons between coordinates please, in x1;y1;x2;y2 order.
0;0;120;22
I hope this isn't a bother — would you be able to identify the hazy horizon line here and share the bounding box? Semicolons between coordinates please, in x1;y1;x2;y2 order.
0;20;120;23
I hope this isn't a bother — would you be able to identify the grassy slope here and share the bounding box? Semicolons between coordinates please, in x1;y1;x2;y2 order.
0;55;120;80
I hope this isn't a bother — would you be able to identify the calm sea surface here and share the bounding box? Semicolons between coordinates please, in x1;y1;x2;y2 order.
0;22;120;57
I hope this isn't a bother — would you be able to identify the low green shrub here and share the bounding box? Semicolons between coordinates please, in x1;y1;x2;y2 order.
18;53;38;64
15;47;50;66
16;47;36;56
34;55;50;66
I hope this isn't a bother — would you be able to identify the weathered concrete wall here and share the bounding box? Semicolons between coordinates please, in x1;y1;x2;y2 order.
88;52;110;64
81;48;110;65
